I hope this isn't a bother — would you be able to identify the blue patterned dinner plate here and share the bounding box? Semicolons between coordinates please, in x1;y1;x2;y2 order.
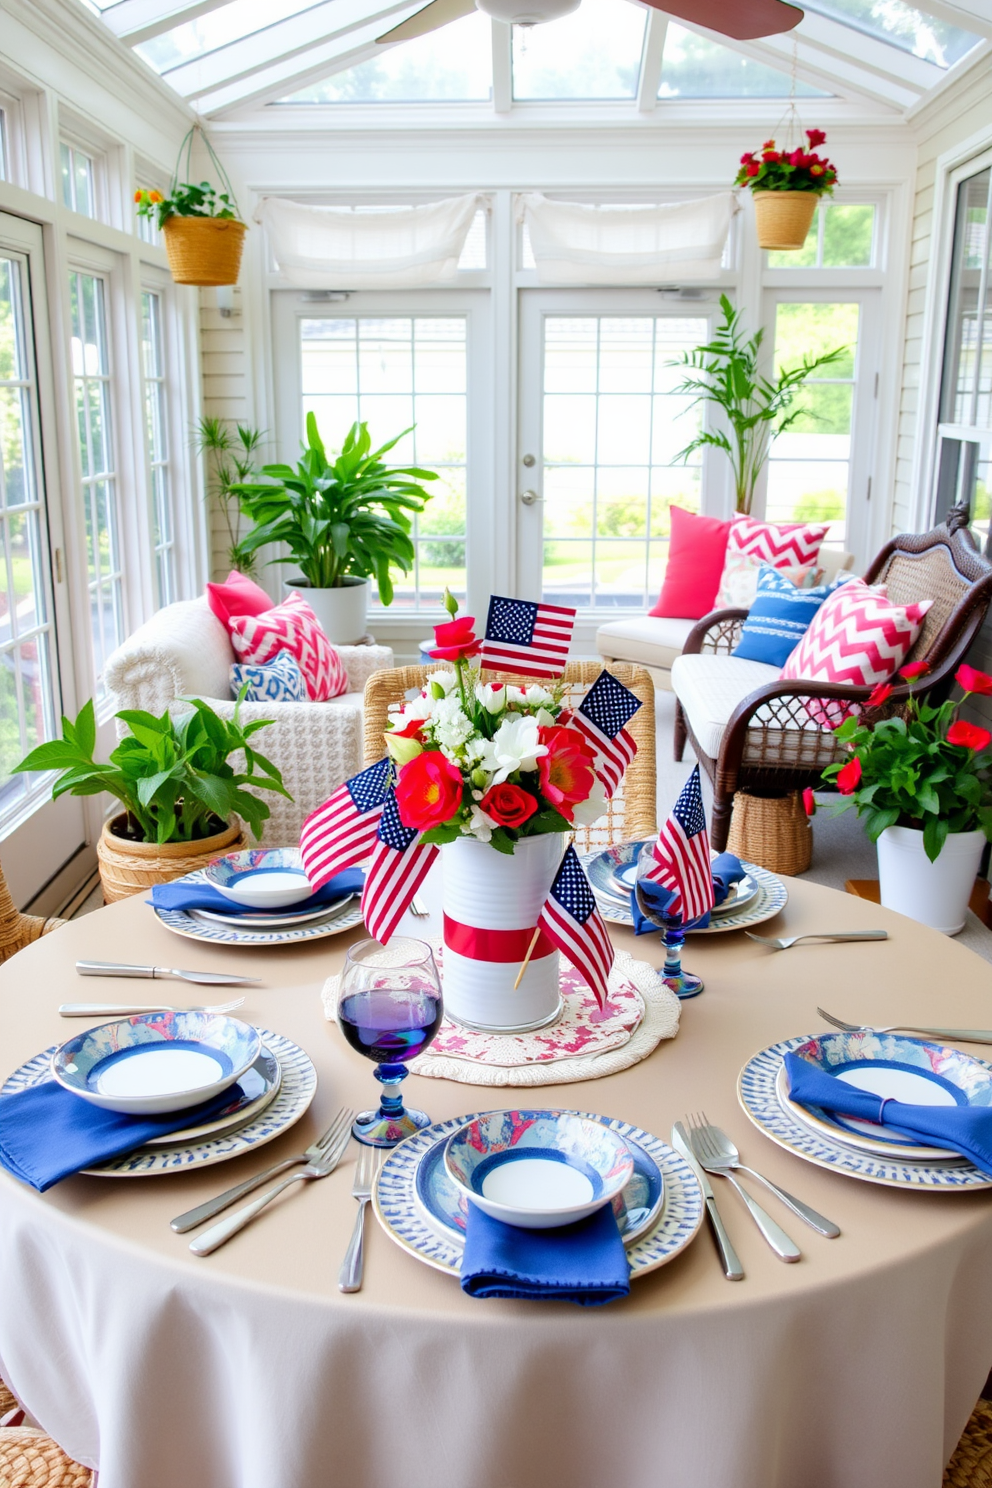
580;844;786;936
154;869;365;946
374;1112;704;1279
738;1036;992;1190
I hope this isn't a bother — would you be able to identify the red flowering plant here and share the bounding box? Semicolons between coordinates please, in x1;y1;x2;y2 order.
383;591;607;855
735;129;839;196
821;662;992;861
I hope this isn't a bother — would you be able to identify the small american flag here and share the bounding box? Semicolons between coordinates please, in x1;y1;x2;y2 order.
361;790;438;944
647;766;714;925
299;757;393;891
480;596;576;679
572;670;641;799
537;845;614;1009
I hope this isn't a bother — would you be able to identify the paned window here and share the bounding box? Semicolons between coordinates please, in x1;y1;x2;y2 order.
136;194;161;246
70;270;124;692
141;290;176;605
0;111;7;182
767;203;876;268
512;0;645;100
60;142;96;218
299;316;467;609
283;13;492;102
540;315;706;608
659;24;826;97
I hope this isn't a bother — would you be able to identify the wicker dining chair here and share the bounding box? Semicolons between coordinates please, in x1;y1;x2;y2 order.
0;864;65;965
363;660;657;851
1;1349;92;1485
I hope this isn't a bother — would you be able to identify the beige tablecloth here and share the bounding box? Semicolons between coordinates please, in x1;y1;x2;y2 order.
1;878;992;1488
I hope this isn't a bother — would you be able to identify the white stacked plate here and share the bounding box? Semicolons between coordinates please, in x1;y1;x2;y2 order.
153;873;364;947
581;841;788;936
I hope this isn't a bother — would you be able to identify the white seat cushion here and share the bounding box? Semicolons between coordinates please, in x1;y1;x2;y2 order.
596;616;696;671
671;653;781;760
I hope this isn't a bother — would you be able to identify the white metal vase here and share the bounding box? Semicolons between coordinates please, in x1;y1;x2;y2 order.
440;834;565;1033
877;824;985;936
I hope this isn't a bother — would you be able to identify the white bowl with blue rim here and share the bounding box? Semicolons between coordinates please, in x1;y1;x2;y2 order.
51;1010;262;1115
204;847;313;910
443;1109;635;1229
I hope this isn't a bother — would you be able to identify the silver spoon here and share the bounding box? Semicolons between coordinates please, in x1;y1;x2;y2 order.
746;931;888;951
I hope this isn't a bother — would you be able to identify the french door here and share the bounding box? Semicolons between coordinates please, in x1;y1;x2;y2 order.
0;213;86;905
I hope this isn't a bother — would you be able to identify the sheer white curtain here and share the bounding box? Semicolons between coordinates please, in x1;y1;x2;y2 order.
254;194;485;288
518;192;736;285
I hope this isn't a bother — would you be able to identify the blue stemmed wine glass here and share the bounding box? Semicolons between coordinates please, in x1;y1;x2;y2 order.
337;937;443;1147
634;844;704;1000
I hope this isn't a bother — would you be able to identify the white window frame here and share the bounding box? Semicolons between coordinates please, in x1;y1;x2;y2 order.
58;136;102;222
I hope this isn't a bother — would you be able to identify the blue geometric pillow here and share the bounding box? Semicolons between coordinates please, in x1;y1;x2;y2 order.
733;565;854;668
230;649;307;702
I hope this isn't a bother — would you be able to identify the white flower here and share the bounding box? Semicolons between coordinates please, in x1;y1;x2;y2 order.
474;682;507;715
506;683;553;708
426;669;458;696
431;696;474;751
464;736;490;764
388;689;432;732
465;803;496;842
571;776;609;827
479;715;547;784
535;706;557;729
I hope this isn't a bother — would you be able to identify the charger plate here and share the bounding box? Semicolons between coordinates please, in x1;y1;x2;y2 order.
738;1036;992;1190
191;898;351;929
373;1111;704;1279
581;845;787;936
1;1028;316;1176
154;871;364;946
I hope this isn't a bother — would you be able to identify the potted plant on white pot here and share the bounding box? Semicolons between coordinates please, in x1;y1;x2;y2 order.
232;413;438;644
14;695;290;902
821;662;992;935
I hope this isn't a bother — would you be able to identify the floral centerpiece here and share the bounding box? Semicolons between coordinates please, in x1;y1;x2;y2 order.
734;128;839;251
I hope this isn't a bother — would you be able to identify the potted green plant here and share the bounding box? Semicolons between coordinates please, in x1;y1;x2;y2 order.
232;413;438;643
735;127;839;251
670;294;848;514
135;126;246;287
14;696;290;902
194;418;265;576
819;663;992;935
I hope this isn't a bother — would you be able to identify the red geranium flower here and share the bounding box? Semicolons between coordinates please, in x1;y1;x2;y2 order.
947;720;992;752
537;726;596;822
866;681;893;708
802;787;816;817
810;165;825;176
762;150;781;162
900;660;930;681
746;163;761;177
806;128;827;148
762;138;776;149
480;782;538;829
395;750;464;831
956;663;992;697
740;152;756;165
836;757;862;795
428;615;481;662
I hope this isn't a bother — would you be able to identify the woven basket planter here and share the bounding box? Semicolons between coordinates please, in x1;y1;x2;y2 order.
752;191;819;251
727;791;812;876
96;815;245;903
162;216;246;286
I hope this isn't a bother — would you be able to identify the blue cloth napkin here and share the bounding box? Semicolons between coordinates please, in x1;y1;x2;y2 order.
630;853;746;934
0;1080;244;1191
150;866;364;917
784;1052;992;1176
460;1203;631;1305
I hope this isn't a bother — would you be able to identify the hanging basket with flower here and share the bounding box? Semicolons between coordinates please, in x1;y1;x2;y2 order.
136;125;246;287
735;128;839;251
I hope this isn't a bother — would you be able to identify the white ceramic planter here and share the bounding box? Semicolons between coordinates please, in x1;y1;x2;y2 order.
283;577;368;644
440;834;565;1032
877;824;985;936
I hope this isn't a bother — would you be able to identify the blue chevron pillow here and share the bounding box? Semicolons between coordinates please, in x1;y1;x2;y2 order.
230;649;307;702
733;565;854;668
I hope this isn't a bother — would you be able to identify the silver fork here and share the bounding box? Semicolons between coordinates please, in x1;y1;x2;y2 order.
688;1119;839;1238
60;997;246;1018
185;1110;355;1254
339;1144;383;1293
818;1006;992;1045
688;1114;801;1263
409;896;430;918
746;931;888;950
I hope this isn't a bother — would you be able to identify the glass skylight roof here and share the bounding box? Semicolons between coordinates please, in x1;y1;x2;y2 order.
659;23;827;96
800;0;979;66
137;0;314;73
511;0;645;100
284;11;492;101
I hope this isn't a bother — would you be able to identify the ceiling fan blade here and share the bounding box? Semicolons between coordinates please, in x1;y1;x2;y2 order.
376;0;478;43
642;0;803;40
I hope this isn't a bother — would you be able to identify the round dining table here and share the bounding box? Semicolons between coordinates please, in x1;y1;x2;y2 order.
1;874;992;1488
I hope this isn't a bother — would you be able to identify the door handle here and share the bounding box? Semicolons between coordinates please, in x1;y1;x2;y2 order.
520;489;542;506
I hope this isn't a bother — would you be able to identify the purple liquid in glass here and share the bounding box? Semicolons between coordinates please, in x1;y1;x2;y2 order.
339;988;443;1065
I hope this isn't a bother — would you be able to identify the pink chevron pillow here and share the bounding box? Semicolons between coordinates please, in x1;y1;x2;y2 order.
716;516;829;609
229;593;348;702
780;579;932;728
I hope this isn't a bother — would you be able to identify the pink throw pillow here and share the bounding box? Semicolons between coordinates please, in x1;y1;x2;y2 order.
650;507;732;620
206;571;274;629
229;593;349;702
715;516;830;609
780;579;932;728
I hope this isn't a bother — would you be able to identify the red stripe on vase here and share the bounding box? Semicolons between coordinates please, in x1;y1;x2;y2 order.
442;915;556;963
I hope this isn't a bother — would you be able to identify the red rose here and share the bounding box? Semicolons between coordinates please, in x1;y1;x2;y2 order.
537;726;596;822
836;757;862;795
802;787;816;817
900;660;930;681
746;163;761;178
806;128;827;148
428;615;481;662
956;664;992;696
480;782;538;829
866;681;893;708
947;720;992;752
395;750;464;831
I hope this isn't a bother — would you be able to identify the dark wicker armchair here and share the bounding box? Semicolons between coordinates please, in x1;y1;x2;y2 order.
673;510;992;852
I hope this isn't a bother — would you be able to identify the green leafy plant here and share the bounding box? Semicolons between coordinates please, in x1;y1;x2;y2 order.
194;417;265;575
13;696;291;845
669;294;848;514
735;128;839;196
135;183;239;232
232;413;438;606
821;664;992;862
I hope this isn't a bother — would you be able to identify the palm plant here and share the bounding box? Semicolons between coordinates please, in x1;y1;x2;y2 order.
670;294;848;514
194;417;265;575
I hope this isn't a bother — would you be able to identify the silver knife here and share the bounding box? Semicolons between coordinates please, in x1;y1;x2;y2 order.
672;1122;744;1282
75;960;259;986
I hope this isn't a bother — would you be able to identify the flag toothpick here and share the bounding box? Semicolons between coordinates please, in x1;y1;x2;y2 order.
512;925;543;991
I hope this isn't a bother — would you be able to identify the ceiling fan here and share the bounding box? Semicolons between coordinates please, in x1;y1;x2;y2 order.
377;0;802;48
